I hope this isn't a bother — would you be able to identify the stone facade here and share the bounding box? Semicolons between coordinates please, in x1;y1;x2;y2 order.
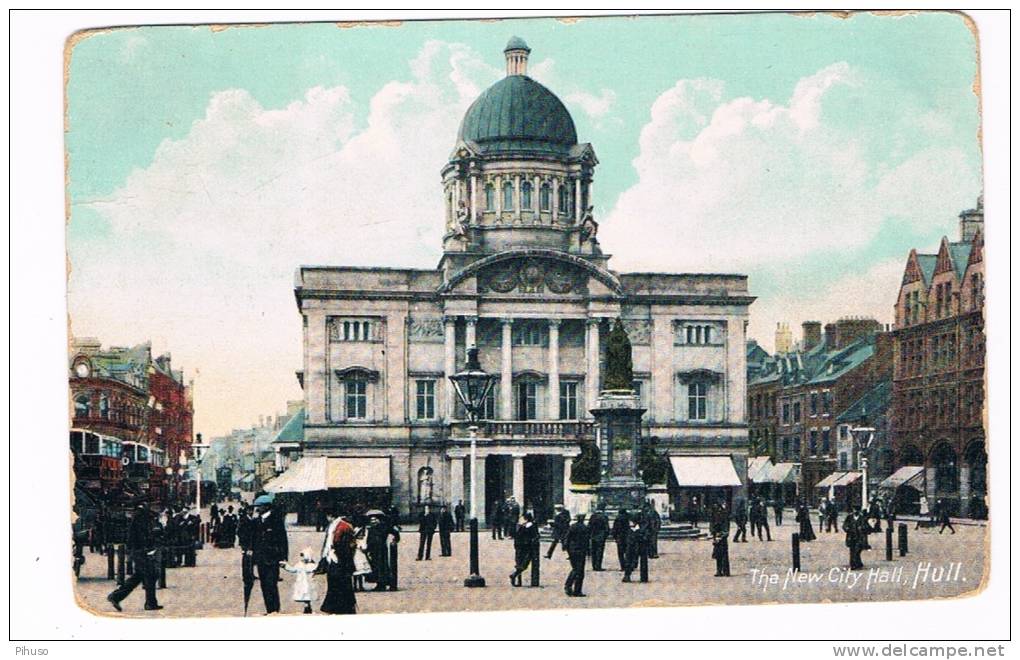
294;39;752;523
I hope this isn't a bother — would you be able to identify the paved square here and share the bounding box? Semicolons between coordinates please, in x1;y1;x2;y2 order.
74;517;985;618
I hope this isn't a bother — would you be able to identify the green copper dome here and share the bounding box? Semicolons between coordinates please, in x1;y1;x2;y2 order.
457;75;578;157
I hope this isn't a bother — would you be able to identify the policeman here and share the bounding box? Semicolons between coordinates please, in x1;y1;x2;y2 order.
563;514;590;597
587;504;610;571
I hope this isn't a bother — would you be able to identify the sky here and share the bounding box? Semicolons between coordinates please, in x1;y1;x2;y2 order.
65;12;982;436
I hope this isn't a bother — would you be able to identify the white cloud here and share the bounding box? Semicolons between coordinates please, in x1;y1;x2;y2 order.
564;88;617;118
601;63;980;273
69;41;496;435
748;259;903;353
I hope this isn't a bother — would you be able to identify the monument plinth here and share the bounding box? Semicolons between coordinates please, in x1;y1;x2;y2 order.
590;319;648;512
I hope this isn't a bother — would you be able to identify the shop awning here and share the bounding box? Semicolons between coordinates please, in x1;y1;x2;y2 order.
747;456;773;484
815;472;846;489
879;466;924;492
669;455;742;487
264;457;390;493
833;471;862;487
769;462;800;484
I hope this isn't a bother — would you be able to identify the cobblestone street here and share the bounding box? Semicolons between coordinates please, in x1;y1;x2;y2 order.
74;518;986;618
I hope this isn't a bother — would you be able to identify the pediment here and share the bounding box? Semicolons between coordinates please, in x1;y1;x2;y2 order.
440;249;622;297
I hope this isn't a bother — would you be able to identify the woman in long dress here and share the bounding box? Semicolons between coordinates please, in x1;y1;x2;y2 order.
319;512;357;614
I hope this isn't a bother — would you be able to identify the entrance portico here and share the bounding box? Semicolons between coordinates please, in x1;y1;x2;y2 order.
447;439;581;525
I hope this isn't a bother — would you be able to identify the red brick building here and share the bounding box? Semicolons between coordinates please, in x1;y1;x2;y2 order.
891;198;986;518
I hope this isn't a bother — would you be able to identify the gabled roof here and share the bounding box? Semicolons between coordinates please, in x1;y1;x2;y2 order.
272;408;304;445
806;337;875;385
916;254;937;284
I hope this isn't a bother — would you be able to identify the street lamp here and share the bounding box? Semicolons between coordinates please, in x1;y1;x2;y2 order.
448;347;496;588
191;433;210;512
850;422;876;511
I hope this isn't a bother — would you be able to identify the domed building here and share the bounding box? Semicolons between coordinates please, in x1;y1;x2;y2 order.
288;39;754;525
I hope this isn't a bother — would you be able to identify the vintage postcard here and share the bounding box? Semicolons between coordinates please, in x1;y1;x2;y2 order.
62;12;990;621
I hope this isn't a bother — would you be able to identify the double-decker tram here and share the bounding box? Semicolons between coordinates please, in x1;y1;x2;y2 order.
69;428;124;492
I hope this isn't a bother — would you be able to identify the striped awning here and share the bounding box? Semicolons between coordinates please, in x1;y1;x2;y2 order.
264;457;390;493
669;455;742;487
815;472;846;489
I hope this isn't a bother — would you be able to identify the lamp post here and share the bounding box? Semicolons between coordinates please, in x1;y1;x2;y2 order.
850;423;876;511
191;433;210;511
449;347;496;588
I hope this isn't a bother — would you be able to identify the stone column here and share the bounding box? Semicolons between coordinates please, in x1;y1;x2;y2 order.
587;178;593;214
552;177;559;223
465;315;477;350
449;455;464;508
548;319;561;420
586;318;601;416
501;318;514;420
575;177;582;221
512;454;525;505
562;456;573;507
470;174;478;220
514;175;522;223
495;176;502;218
533;175;541;216
444;316;457;421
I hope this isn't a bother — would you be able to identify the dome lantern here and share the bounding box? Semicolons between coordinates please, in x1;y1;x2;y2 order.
504;36;530;76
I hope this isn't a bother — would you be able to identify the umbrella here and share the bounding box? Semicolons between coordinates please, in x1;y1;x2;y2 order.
242;553;256;617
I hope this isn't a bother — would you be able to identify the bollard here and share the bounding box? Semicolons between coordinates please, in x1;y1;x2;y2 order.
885;527;894;561
388;542;399;591
898;523;908;556
116;545;126;585
639;547;649;583
106;545;115;580
159;551;167;589
530;542;540;587
463;518;485;587
791;532;801;572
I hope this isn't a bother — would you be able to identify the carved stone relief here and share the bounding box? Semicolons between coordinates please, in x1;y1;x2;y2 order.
477;258;587;295
408;318;445;343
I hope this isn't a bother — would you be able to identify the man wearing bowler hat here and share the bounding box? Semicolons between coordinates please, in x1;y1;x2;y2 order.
251;493;289;614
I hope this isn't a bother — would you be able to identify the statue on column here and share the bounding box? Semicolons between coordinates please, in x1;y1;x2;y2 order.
454;200;471;241
603;318;634;392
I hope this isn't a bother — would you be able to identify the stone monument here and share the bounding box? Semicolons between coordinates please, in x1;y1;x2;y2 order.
591;318;648;511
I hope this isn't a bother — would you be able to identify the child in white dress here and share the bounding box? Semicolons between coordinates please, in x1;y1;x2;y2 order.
281;547;319;614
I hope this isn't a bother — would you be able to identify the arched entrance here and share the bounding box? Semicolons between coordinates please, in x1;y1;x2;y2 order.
929;442;959;516
963;440;987;519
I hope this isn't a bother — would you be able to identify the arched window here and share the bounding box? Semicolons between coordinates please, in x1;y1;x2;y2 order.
540;183;551;211
521;181;533;210
99;394;109;420
557;184;568;214
503;180;514;211
484;184;495;211
74;395;91;419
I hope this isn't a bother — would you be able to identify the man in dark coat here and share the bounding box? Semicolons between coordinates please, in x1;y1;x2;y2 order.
773;500;784;526
237;506;254;552
710;502;731;577
107;504;162;611
509;512;538;586
642;503;661;558
507;498;521;539
251;495;289;614
622;517;646;583
163;511;180;567
490;501;504;540
545;505;571;558
453;500;466;532
416;506;437;560
563;514;591;597
438;505;455;557
732;499;748;543
826;498;840;533
611;508;632;571
843;508;865;570
752;497;772;541
182;511;199;567
587;504;610;571
937;500;956;534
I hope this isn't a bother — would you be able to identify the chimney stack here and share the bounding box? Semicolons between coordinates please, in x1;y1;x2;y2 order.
802;321;822;351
